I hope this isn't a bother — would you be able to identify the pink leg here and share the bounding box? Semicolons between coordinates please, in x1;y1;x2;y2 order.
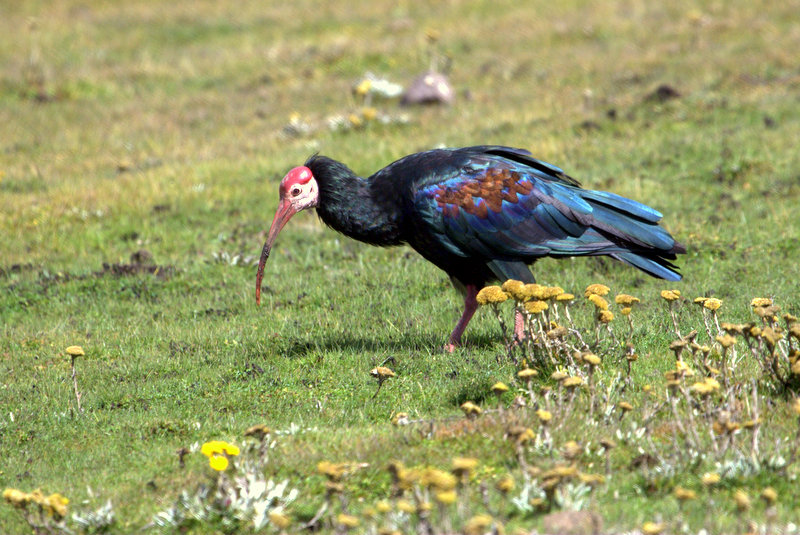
514;309;526;342
445;284;479;352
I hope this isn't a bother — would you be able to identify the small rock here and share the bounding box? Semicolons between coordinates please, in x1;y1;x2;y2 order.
541;510;603;535
402;71;454;105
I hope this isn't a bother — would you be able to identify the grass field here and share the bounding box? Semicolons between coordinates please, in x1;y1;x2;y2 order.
2;0;800;533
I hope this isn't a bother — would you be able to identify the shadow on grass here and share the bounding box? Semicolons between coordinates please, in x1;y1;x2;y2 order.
267;332;501;358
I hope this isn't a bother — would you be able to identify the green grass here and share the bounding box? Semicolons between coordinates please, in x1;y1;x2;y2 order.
2;0;800;533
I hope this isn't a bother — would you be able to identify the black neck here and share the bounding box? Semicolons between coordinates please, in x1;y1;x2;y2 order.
306;156;405;246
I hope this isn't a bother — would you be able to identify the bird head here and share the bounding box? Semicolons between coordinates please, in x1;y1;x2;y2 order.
255;166;319;304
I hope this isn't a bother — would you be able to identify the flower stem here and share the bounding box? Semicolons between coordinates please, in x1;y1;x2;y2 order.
71;355;83;413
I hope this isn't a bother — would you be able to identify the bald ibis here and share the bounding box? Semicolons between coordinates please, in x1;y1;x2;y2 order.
256;146;685;350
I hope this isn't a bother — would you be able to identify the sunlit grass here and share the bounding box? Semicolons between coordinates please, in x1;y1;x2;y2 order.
2;0;800;532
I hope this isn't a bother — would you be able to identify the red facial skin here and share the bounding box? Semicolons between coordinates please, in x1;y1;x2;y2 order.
255;166;315;305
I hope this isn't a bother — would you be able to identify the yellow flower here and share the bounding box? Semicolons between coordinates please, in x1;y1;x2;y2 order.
511;427;536;445
3;488;29;507
521;283;547;301
660;289;681;302
562;440;582;459
370;366;396;380
673;487;696;501
354;78;372;96
542;465;579;479
791;398;800;415
495;475;514;494
491;382;509;395
693;297;708;305
790;324;800;341
421;468;457;491
701;472;720;486
460;401;482;417
600;438;616;450
29;489;45;506
337;514;360;528
704;377;721;391
588;294;609;310
716;334;737;348
721;322;747;335
615;294;640;306
524;300;548;314
209;455;229;471
690;382;714;396
361;106;378;121
551;370;568;381
452;457;479;476
546;326;568;339
618;401;633;412
44;493;69;518
244;424;271;439
396;499;416;513
476;286;509;305
598;310;614;323
464;514;494;535
584;283;610;297
750;297;773;308
201;440;239;470
501;279;526;301
642;521;665;535
517;368;538;381
317;461;348;480
348;113;363;127
620;307;633;316
536;409;552;423
542;286;564;300
563;376;584;388
761;487;778;505
555;292;575;302
434;490;457;504
703;298;722;311
376;500;392;513
582;353;601;366
269;511;291;528
733;490;751;511
201;441;240;457
392;412;410;426
66;345;85;357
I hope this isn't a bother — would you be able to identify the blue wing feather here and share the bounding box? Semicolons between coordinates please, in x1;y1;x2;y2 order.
409;146;682;280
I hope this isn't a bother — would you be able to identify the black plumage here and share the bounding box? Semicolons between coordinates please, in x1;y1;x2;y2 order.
257;145;685;349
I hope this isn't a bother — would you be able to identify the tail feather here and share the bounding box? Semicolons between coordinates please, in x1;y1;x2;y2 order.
580;190;663;222
611;251;683;281
578;189;685;281
589;202;677;251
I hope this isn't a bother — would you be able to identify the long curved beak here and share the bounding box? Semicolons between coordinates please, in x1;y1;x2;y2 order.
256;198;295;305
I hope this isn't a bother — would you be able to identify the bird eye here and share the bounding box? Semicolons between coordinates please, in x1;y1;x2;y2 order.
290;187;301;197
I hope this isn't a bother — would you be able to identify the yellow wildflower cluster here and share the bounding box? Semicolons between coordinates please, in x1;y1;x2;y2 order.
3;488;69;518
588;294;609;310
201;440;240;471
416;468;456;494
476;286;509;305
460;401;482;417
690;377;721;396
524;300;548;314
584;283;610;297
661;289;681;302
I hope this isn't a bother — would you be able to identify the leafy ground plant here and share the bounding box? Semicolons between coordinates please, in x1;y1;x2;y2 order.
2;0;800;533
